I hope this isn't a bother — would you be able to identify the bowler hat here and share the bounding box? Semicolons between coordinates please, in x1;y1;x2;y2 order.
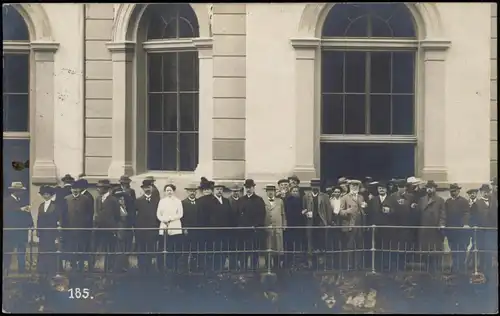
265;184;276;191
39;185;55;195
213;183;226;189
376;181;387;188
113;190;127;198
479;184;491;192
141;179;153;188
8;181;27;190
287;175;300;184
72;179;87;189
449;183;462;191
229;184;242;191
310;178;321;187
79;179;89;189
144;176;155;182
364;177;373;183
61;174;75;183
96;179;111;187
119;175;132;183
244;179;256;188
425;180;438;188
466;188;478;194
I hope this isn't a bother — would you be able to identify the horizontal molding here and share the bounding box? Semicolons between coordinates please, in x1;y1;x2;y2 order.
291;37;451;51
3;41;30;52
320;134;417;143
3;132;30;139
142;38;213;53
106;41;135;52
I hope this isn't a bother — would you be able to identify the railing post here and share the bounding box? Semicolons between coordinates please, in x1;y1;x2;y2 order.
368;224;377;275
56;225;62;276
163;232;167;273
473;227;479;276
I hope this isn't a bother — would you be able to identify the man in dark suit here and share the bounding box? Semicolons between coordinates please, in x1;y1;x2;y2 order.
302;178;333;267
134;180;160;273
36;185;60;276
144;175;160;201
64;179;94;271
227;184;244;269
56;174;75;262
93;179;121;272
239;179;266;271
181;183;200;270
3;182;33;274
210;183;232;270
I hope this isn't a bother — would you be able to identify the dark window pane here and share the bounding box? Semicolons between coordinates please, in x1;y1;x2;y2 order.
147;132;163;170
370;95;391;135
179;93;198;132
322;94;344;134
370;52;391;93
148;54;162;93
4;94;29;132
162;53;177;92
344;52;366;93
365;3;396;21
178;51;198;92
3;139;30;198
2;95;7;129
145;4;199;40
148;94;163;131
179;133;198;171
163;93;177;132
345;94;365;134
390;6;417;38
345;16;368;37
370;16;393;37
321;51;344;93
162;133;178;171
3;54;29;93
321;5;351;37
392;52;415;93
2;6;29;41
321;143;415;181
392;95;414;135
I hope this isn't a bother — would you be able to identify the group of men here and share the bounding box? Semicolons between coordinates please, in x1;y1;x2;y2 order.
3;173;498;275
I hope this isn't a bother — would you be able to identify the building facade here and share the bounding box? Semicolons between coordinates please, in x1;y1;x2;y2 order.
2;3;498;205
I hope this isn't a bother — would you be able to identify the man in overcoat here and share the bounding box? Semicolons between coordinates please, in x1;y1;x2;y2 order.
339;180;367;270
56;174;75;261
134;180;160;273
227;184;244;269
210;183;232;270
144;175;160;201
3;181;33;274
64;179;93;271
417;180;446;271
302;178;333;266
239;179;266;270
263;184;287;269
36;185;60;275
93;179;121;272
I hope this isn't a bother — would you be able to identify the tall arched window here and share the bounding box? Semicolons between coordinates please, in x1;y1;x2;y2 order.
143;4;199;172
2;5;31;194
320;3;418;180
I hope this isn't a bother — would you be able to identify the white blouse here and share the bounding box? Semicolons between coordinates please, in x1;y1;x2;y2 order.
156;196;184;236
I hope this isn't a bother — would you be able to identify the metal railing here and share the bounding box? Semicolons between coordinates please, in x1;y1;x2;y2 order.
3;225;497;278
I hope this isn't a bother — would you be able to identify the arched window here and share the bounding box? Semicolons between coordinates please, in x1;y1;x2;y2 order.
143;4;199;172
2;5;31;193
320;3;417;180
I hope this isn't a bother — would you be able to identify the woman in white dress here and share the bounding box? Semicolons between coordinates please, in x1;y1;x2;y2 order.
156;184;184;272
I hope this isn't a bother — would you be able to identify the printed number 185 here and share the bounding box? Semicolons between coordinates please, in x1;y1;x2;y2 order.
68;288;92;299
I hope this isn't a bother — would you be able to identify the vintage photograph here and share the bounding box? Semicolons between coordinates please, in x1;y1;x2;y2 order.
2;2;498;313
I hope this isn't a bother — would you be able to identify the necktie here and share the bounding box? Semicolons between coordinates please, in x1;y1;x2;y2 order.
269;199;274;202
146;197;151;202
191;201;195;205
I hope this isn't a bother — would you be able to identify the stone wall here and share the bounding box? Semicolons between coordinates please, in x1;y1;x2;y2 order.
84;4;114;176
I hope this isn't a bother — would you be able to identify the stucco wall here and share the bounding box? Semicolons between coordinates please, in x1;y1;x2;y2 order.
491;3;498;179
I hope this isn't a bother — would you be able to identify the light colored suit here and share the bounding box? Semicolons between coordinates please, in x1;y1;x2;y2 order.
339;192;366;232
264;197;287;253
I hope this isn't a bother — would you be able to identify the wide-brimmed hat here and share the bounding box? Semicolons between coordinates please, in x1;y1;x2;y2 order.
244;179;256;188
184;183;199;191
229;184;242;191
119;175;132;183
425;180;438;188
8;181;27;190
96;179;111;187
71;179;87;189
407;177;424;185
287;175;300;184
449;183;462;191
310;178;321;187
144;176;155;182
466;188;478;194
349;179;362;186
277;178;288;185
39;185;55;195
265;184;277;191
479;184;491;192
141;179;153;188
61;174;75;183
363;177;373;183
